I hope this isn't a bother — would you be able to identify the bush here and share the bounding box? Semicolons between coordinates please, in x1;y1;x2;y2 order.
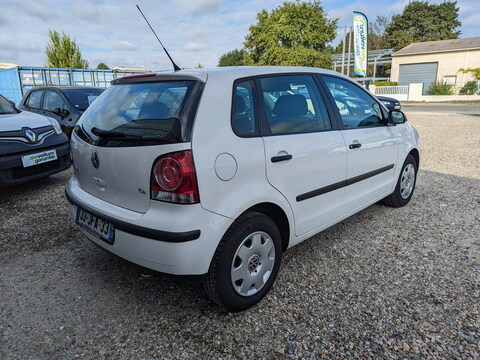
427;82;454;95
371;80;398;86
459;81;479;95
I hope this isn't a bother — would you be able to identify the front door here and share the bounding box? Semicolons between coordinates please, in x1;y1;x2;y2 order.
321;76;398;211
258;75;347;236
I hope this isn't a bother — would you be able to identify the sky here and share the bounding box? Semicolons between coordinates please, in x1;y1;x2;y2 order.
0;0;478;71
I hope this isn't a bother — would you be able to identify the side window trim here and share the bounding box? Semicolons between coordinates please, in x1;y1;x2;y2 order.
312;74;343;131
254;73;334;137
231;77;261;138
318;74;386;130
316;76;345;130
254;77;272;136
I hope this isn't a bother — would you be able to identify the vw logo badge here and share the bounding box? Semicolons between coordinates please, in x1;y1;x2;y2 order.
91;151;100;169
25;129;37;143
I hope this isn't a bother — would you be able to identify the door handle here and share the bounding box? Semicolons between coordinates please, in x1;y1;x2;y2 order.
349;143;362;149
271;154;292;163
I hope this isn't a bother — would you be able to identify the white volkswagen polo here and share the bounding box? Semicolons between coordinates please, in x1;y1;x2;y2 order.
66;67;420;311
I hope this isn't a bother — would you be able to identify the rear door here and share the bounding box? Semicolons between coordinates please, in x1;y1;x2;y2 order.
320;75;398;211
259;74;347;236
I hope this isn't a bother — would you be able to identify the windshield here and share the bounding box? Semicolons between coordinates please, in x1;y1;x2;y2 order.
63;88;104;111
75;80;200;146
0;95;18;115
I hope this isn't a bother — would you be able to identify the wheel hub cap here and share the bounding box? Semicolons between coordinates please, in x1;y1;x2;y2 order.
231;231;276;297
400;163;415;199
248;254;261;273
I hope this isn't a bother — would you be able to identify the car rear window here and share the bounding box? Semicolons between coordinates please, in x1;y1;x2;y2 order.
75;80;201;147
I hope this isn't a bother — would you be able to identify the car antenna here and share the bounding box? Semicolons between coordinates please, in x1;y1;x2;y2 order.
136;4;181;71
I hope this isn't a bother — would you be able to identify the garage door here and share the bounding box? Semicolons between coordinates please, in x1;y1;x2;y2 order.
399;62;438;95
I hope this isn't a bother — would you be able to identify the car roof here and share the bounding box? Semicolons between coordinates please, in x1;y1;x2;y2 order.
27;86;104;91
113;66;351;85
375;95;398;101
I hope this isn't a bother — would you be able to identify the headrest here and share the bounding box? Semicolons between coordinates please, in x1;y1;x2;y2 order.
138;101;170;119
235;95;246;113
272;95;308;117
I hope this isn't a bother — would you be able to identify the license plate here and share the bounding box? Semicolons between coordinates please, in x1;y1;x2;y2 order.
76;208;115;244
22;149;57;168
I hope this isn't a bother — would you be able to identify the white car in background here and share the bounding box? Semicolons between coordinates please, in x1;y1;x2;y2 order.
66;67;420;311
0;94;71;187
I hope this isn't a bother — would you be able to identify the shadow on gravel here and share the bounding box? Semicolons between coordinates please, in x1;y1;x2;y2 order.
0;170;70;200
1;169;479;359
0;169;74;252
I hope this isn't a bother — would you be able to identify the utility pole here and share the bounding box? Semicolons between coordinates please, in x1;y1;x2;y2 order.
346;26;353;77
341;26;347;74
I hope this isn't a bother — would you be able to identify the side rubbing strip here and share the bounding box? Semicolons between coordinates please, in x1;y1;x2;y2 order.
296;180;346;202
345;164;394;186
296;164;394;202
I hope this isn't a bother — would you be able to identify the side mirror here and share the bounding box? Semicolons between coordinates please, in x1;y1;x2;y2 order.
389;110;406;124
53;107;62;115
61;109;70;117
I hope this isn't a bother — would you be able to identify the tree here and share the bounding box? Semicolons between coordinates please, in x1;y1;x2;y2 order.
334;15;392;54
243;1;337;68
218;49;247;67
44;29;89;69
195;63;204;68
386;1;461;50
369;15;392;50
96;62;109;70
459;67;480;79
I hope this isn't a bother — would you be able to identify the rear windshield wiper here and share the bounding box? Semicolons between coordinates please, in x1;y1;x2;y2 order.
91;127;132;138
91;127;171;143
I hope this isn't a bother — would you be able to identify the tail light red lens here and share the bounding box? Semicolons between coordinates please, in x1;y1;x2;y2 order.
151;151;199;204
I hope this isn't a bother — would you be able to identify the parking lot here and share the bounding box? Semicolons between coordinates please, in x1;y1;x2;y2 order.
0;103;479;359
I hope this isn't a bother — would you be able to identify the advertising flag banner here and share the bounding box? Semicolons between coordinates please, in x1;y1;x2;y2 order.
353;11;368;76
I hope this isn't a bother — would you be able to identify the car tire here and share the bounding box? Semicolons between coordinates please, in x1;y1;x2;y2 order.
204;211;282;312
382;154;417;207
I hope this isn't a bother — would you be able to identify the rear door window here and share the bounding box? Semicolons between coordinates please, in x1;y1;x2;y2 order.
26;91;43;109
258;75;331;135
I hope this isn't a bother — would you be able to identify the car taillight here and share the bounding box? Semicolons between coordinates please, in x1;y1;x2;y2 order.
151;151;200;204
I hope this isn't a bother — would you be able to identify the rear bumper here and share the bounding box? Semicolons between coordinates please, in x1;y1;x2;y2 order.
0;142;71;187
66;176;233;275
65;189;201;242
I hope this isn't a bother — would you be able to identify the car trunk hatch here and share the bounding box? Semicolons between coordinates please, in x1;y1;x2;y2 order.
72;140;190;213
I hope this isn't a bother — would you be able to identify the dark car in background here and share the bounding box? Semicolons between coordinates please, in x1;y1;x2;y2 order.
376;95;401;111
19;86;104;136
0;93;71;188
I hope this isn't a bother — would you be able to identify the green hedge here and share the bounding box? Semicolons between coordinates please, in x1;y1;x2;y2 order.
459;81;479;95
370;81;399;86
427;82;454;95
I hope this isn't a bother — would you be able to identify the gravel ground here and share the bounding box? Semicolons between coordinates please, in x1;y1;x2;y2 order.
0;106;479;359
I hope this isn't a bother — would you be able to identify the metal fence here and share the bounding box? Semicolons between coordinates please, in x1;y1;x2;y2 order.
0;66;148;104
373;85;410;101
